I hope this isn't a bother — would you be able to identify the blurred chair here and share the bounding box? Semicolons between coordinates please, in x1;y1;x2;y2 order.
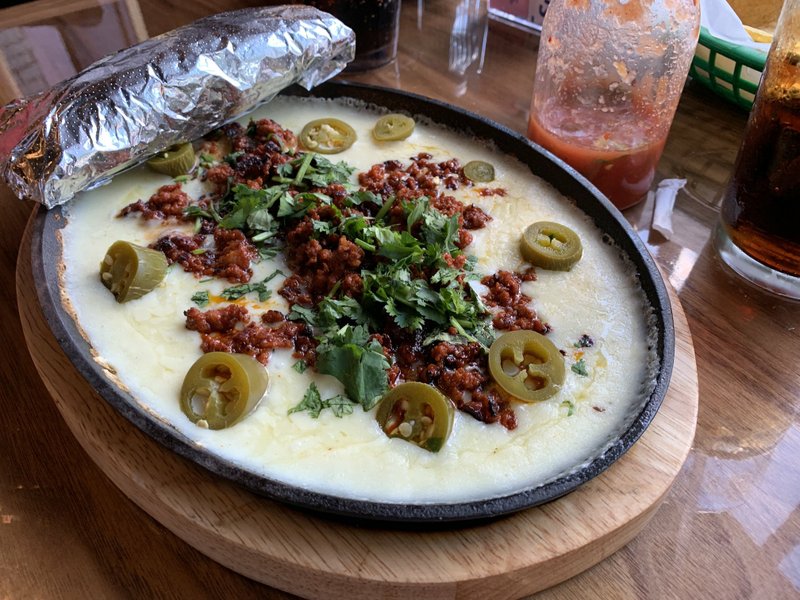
0;0;148;105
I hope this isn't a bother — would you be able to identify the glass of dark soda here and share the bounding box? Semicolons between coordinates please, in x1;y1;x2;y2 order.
716;0;800;299
304;0;401;71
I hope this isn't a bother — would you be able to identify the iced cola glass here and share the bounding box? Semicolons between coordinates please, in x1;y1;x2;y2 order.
304;0;401;71
716;0;800;299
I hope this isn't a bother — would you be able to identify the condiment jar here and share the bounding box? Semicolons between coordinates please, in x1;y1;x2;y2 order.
527;0;700;210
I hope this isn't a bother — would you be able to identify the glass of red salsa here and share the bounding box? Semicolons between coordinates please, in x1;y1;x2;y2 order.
526;0;700;210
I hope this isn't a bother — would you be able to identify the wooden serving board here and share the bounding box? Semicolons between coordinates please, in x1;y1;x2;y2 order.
18;213;698;599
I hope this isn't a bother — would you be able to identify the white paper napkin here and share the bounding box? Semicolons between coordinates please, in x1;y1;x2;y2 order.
651;179;687;239
699;0;771;53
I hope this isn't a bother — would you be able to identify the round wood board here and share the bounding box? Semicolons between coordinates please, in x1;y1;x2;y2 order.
18;212;698;600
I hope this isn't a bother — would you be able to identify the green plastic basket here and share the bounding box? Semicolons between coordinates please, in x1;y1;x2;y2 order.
690;26;768;110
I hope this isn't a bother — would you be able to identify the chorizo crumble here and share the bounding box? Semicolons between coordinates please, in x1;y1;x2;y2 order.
121;116;556;430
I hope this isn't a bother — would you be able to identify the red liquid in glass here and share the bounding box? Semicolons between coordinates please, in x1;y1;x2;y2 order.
527;107;667;210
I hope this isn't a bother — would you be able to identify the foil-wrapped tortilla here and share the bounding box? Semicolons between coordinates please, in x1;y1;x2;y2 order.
0;6;355;208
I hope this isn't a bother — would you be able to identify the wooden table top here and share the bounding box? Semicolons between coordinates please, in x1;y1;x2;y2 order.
1;1;798;598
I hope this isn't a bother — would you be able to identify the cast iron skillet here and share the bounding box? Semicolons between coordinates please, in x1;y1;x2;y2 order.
31;81;675;524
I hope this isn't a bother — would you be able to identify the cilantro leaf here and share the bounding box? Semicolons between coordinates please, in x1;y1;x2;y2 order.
404;197;428;230
219;270;282;302
220;283;261;301
288;383;324;418
258;245;280;260
184;204;219;222
572;358;589;377
348;190;381;206
219;185;264;229
248;209;277;238
292;360;308;374
375;229;425;262
326;395;357;418
215;184;286;246
191;291;209;308
316;296;369;329
288;304;316;326
339;214;369;239
276;153;356;189
287;385;357;419
315;325;389;410
224;151;243;166
421;210;460;252
361;261;488;334
277;191;316;218
312;219;334;235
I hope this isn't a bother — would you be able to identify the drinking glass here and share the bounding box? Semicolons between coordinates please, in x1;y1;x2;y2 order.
527;0;700;210
716;0;800;299
303;0;401;71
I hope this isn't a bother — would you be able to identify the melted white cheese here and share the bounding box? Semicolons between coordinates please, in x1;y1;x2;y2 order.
60;96;655;503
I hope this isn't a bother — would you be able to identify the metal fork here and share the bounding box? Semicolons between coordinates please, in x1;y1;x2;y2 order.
448;0;488;76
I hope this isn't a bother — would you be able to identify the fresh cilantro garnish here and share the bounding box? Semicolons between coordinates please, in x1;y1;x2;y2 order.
274;153;355;189
339;214;368;239
191;291;209;308
360;262;489;337
224;151;243;166
572;358;589;377
348;190;381;206
179;145;503;420
293;151;314;184
220;282;270;302
288;383;357;418
421;209;460;253
561;400;576;416
404;196;428;230
288;382;324;418
219;184;283;231
314;325;389;410
312;220;334;235
316;296;369;329
326;395;357;418
374;196;395;222
258;246;280;260
449;317;495;350
287;304;316;326
184;204;220;222
277;191;322;218
373;228;425;262
199;152;215;168
220;270;283;302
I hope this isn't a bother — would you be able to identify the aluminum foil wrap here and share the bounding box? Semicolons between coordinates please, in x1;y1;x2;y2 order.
0;6;355;208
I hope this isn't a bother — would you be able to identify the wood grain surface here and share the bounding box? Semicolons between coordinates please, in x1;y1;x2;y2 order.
3;1;800;599
17;210;697;598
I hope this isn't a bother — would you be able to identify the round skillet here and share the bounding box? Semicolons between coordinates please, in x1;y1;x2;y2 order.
31;81;675;524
